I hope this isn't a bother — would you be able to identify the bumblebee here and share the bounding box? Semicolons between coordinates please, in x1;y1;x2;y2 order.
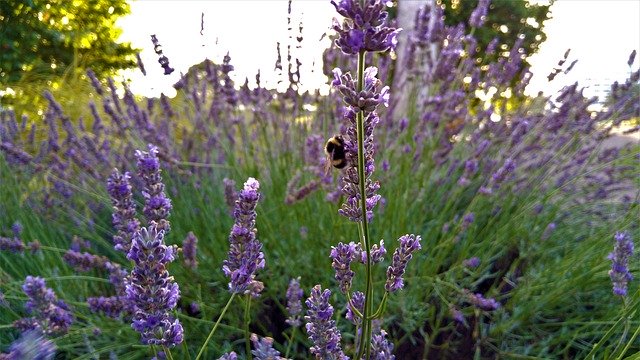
325;135;347;172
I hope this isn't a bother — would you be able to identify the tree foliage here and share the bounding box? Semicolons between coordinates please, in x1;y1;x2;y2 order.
441;0;551;66
0;0;137;86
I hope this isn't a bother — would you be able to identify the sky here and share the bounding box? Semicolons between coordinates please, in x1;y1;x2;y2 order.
116;0;640;100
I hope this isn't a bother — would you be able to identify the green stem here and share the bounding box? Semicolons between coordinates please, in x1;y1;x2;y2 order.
370;292;388;319
284;327;297;359
195;293;236;360
245;294;253;360
353;48;374;360
162;346;175;360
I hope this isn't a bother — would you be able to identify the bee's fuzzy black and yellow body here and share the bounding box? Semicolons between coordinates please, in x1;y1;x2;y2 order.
325;135;347;170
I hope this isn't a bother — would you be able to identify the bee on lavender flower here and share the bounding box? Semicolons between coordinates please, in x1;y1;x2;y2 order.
324;135;347;173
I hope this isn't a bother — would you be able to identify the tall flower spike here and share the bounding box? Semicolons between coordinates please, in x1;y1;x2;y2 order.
182;231;198;269
385;234;422;292
222;177;265;296
126;225;183;347
608;231;634;296
304;285;348;360
469;0;491;28
107;169;140;253
21;276;73;335
136;145;172;233
286;277;304;327
370;329;395;360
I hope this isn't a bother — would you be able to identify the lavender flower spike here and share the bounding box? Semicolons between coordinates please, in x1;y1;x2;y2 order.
286;277;304;327
371;329;395;360
136;145;172;233
182;231;198;269
469;0;491;28
107;169;140;253
218;352;238;360
608;231;634;296
0;330;56;360
21;276;73;335
222;177;265;296
126;225;183;347
385;234;422;292
330;242;360;294
251;334;286;360
304;285;348;360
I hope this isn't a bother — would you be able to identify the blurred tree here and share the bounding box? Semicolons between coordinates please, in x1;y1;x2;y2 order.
0;0;137;87
441;0;551;66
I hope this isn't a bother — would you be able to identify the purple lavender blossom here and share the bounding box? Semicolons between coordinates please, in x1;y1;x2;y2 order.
286;277;304;327
360;239;386;264
330;242;360;294
126;225;183;347
0;236;24;253
608;231;634;296
222;178;265;296
87;296;130;319
218;352;238;360
304;285;348;360
450;306;465;324
136;145;172;233
182;231;198;269
385;234;422;292
223;178;238;214
370;329;395;360
0;330;56;360
346;290;364;326
463;257;481;268
250;334;284;360
462;213;475;229
469;0;491;28
21;276;73;335
107;169;140;253
467;292;500;311
11;222;22;238
63;250;108;272
331;0;400;54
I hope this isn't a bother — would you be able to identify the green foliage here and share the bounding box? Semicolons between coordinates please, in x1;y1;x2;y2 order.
442;0;551;65
0;0;137;113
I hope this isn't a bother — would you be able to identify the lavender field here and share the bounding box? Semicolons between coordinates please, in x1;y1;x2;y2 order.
0;0;639;359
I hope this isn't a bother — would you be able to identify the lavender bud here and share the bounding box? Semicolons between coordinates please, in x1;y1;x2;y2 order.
469;0;491;28
371;329;395;360
222;178;265;296
2;330;56;360
136;145;172;233
360;239;386;264
467;291;500;311
385;234;422;292
608;231;634;296
21;276;73;335
463;257;481;269
182;231;198;269
346;291;364;326
250;334;285;360
304;285;348;360
330;242;360;293
218;352;238;360
107;169;140;253
285;277;304;327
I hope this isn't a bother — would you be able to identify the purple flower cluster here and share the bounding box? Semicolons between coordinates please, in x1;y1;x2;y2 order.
126;226;183;347
346;290;364;326
608;231;634;296
331;0;400;54
222;177;265;296
106;169;140;253
87;296;130;319
223;178;238;214
0;236;24;253
330;241;360;293
359;239;386;264
285;277;304;327
463;257;481;269
20;276;73;335
385;234;422;292
63;250;109;272
467;292;500;311
182;231;198;269
250;334;285;360
370;329;395;360
136;145;172;233
304;285;348;360
469;0;491;28
218;352;238;360
0;330;56;360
